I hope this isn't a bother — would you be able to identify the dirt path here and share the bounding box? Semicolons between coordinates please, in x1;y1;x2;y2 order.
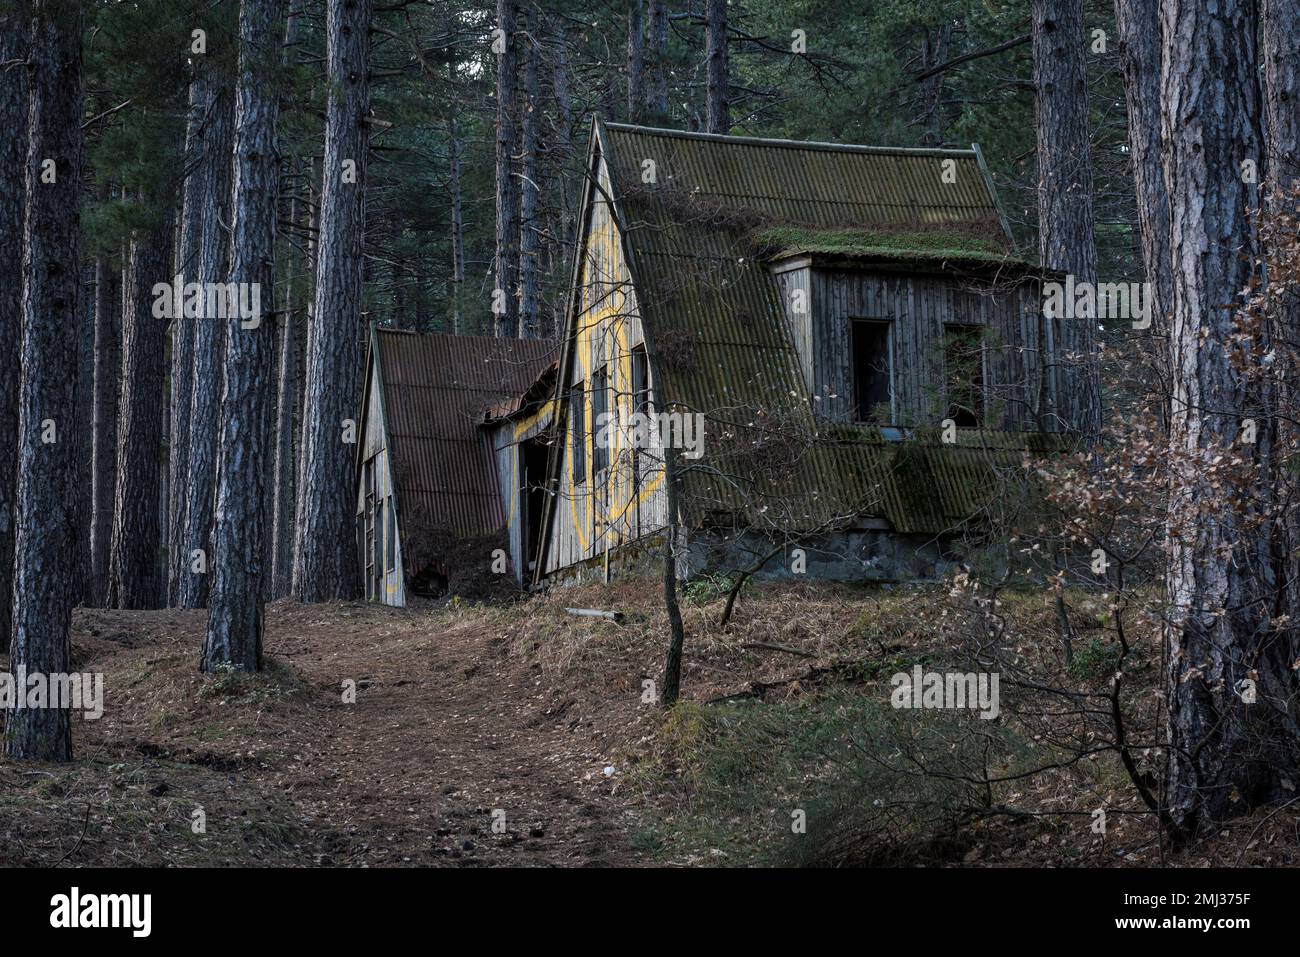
2;601;649;867
270;605;644;866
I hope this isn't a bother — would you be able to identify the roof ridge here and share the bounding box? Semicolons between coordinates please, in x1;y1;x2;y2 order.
601;121;979;159
374;327;555;351
377;328;559;358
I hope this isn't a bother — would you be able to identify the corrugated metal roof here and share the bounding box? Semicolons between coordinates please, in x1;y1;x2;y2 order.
601;123;1009;238
597;122;1050;535
372;329;555;538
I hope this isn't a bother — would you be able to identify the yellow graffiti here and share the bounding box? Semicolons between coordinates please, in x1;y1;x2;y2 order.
558;186;664;563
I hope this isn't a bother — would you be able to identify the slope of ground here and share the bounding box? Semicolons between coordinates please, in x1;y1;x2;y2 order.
2;580;1297;868
1;598;649;867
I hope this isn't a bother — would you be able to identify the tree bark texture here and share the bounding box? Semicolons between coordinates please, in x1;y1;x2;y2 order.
204;0;285;670
646;0;668;123
1033;0;1100;442
0;10;29;652
5;0;82;761
179;84;235;608
1160;0;1295;837
108;203;173;610
270;167;301;599
1115;0;1174;355
292;0;370;602
626;0;644;123
518;3;540;339
1261;0;1299;201
660;446;686;706
167;74;210;605
704;0;729;134
493;0;519;337
90;241;121;607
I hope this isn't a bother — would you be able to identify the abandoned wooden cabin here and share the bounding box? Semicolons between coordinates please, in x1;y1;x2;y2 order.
355;327;555;604
530;120;1061;586
357;121;1064;603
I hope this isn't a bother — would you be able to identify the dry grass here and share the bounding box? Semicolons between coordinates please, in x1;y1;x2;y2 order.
2;581;1296;867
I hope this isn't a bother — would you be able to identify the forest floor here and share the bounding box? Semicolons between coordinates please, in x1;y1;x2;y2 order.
2;579;1298;867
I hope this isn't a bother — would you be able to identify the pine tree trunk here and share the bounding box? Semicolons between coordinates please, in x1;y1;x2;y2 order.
518;3;540;339
626;0;644;123
0;10;28;652
167;75;210;606
1033;0;1100;442
646;0;668;123
204;0;285;670
1261;0;1299;201
1160;0;1294;838
179;85;235;608
552;29;577;339
494;0;519;337
73;261;94;605
5;0;82;761
90;239;121;608
108;203;173;610
266;4;301;601
449;109;465;335
660;445;687;706
294;154;317;565
270;170;300;599
292;0;370;603
918;23;950;146
391;257;406;328
704;0;729;134
1115;0;1172;349
1260;0;1300;722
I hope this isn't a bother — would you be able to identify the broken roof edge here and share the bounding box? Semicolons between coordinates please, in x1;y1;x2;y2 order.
481;360;559;424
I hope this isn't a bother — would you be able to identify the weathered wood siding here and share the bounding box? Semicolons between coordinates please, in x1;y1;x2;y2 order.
772;259;814;395
491;400;554;584
543;154;668;577
361;357;386;460
356;359;405;605
791;267;1049;431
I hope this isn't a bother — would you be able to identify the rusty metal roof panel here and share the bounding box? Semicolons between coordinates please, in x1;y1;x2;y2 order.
373;329;555;538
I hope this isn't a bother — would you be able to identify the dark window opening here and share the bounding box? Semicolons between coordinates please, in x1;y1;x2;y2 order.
522;438;549;572
631;344;651;417
372;499;384;597
570;382;586;484
852;320;892;423
356;513;368;598
591;367;609;475
384;495;395;572
944;324;985;428
361;457;379;600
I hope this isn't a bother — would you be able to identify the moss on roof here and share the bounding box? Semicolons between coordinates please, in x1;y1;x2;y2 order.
751;225;1025;265
596;123;1050;534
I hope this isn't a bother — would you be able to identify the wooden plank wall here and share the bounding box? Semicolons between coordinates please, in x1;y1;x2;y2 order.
807;268;1048;431
543;155;668;577
362;359;385;459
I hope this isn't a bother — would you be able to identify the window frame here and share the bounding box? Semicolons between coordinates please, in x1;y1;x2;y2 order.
570;381;587;485
591;366;609;477
631;344;652;417
384;495;396;572
849;317;895;425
